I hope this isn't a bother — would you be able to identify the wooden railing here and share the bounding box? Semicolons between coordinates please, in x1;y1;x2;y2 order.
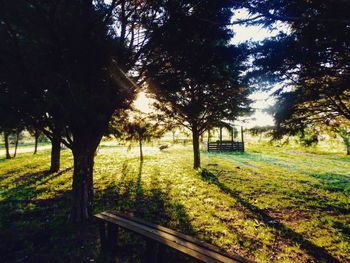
208;141;244;152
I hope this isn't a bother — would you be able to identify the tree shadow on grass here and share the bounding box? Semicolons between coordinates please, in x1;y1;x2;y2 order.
0;166;102;263
200;169;341;263
1;167;73;202
309;172;350;194
0;193;71;262
94;161;197;263
0;159;195;263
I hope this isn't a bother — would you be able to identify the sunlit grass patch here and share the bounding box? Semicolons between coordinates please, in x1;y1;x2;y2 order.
0;143;349;262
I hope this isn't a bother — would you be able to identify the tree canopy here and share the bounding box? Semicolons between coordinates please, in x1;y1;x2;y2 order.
241;0;350;146
144;1;252;168
0;0;168;222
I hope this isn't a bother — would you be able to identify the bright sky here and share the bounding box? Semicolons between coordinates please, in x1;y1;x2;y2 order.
133;8;288;128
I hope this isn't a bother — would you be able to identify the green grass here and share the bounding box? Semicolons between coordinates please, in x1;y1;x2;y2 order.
0;143;349;262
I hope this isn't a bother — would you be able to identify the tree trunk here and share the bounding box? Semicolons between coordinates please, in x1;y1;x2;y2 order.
33;130;39;155
50;129;61;173
172;130;176;143
139;139;143;162
4;131;11;159
13;130;19;158
339;131;349;156
192;129;200;169
71;145;96;222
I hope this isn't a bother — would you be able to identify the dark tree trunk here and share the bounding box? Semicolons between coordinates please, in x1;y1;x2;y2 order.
33;129;39;155
192;129;200;169
13;130;19;158
4;131;11;159
71;144;96;222
50;129;61;173
139;139;143;162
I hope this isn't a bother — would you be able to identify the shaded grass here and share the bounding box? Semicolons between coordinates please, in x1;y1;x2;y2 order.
204;146;349;262
200;169;339;262
0;144;349;262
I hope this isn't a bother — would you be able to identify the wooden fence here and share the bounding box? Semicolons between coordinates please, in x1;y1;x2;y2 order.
208;140;244;152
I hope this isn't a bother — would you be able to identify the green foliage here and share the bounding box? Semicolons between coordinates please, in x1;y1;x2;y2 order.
145;2;252;134
246;0;350;141
297;127;319;147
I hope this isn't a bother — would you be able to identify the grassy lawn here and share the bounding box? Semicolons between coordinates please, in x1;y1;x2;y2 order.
0;143;349;262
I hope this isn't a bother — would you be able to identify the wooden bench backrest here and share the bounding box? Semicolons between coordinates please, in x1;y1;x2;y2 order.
95;212;251;263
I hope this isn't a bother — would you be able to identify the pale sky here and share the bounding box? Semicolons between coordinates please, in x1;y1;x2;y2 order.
133;8;288;128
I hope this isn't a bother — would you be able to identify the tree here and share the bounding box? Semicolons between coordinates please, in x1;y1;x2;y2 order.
248;125;273;142
11;128;23;158
3;131;11;159
268;93;350;154
0;1;63;167
27;127;41;155
116;112;164;162
144;1;251;168
243;0;350;146
0;101;24;159
0;0;175;221
339;127;350;155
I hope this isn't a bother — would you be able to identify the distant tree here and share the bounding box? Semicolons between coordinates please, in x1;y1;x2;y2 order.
1;129;13;159
297;126;319;147
145;1;252;168
0;128;24;159
339;127;350;155
3;131;11;159
111;111;166;162
267;91;350;154
27;127;41;155
148;112;180;144
10;129;24;158
249;126;274;136
125;116;164;162
249;125;274;142
0;103;24;159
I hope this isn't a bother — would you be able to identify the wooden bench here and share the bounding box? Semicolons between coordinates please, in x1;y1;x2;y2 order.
95;211;251;263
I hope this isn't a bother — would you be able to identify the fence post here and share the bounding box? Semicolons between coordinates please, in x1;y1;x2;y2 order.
219;127;223;151
231;127;234;150
241;126;244;152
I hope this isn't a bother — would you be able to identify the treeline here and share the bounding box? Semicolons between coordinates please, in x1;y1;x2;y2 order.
0;128;45;158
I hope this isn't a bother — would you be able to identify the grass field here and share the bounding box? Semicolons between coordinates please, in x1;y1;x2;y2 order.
0;142;349;262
